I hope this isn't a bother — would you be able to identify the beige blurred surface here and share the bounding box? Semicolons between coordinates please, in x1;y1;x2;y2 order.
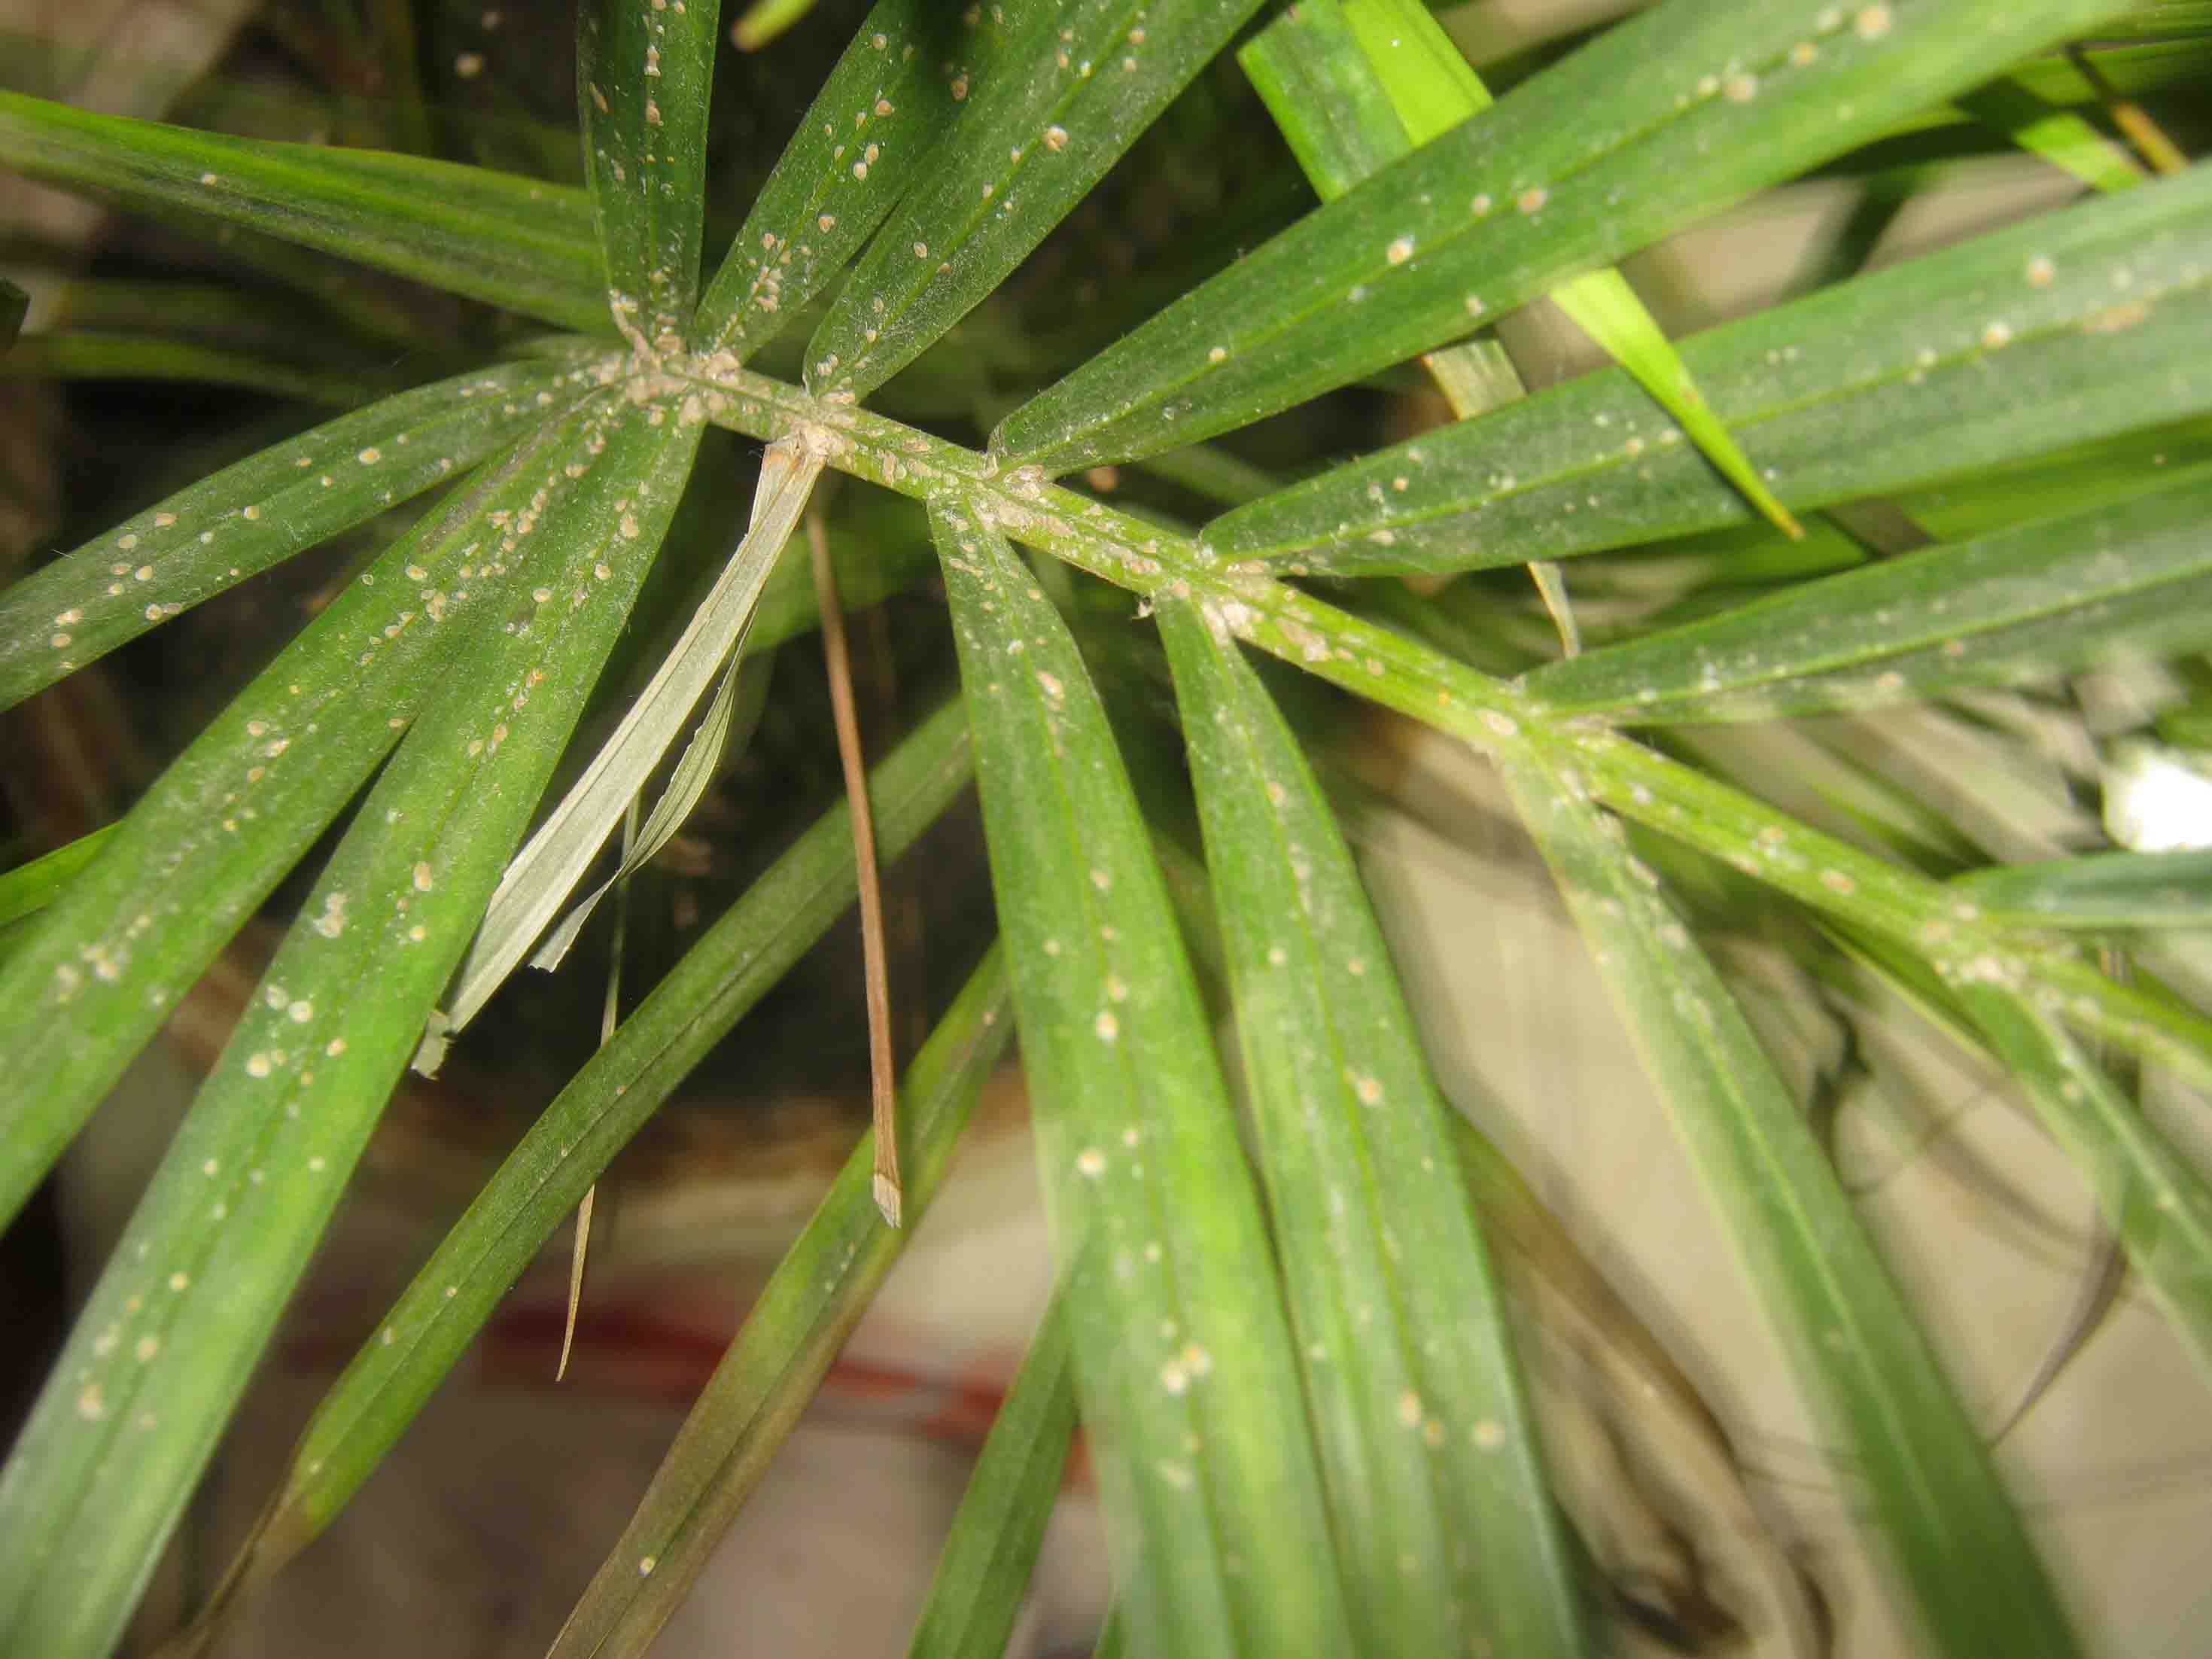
149;1379;1105;1659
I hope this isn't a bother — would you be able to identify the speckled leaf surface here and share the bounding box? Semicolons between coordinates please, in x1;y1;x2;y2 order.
1293;0;1802;538
805;0;1266;402
0;399;702;1659
693;0;979;360
675;356;2208;1097
1206;160;2212;574
1526;470;2212;721
175;700;978;1651
0;392;614;1233
5;0;2209;1650
685;355;2206;1094
578;0;724;349
934;495;1353;1657
994;0;2136;473
0;349;612;710
1158;596;1585;1659
1237;0;1405;201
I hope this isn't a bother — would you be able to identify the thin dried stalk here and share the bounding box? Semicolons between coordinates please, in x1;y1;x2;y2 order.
807;503;902;1226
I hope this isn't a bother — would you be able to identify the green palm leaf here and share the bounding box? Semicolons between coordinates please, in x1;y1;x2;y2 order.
0;349;609;709
5;1;2210;1649
170;698;978;1653
577;0;723;349
0;397;610;1230
1206;162;2212;573
1283;0;1803;540
1957;987;2212;1373
1497;743;2083;1659
1952;847;2212;929
934;495;1354;1655
0;399;704;1659
0;330;377;406
1894;412;2212;541
0;91;608;333
905;1289;1076;1659
0;826;114;936
1526;470;2212;720
805;0;1267;401
546;945;1012;1658
693;0;976;361
1158;595;1586;1657
995;0;2134;472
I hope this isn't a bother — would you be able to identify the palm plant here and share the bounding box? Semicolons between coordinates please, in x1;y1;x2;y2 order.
2;0;2210;1654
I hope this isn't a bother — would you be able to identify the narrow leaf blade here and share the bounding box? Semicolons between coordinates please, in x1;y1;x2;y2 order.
933;494;1353;1656
173;699;978;1652
1961;81;2148;194
1334;0;1803;539
1238;0;1409;201
1495;745;2084;1659
1951;847;2212;929
0;826;114;933
1526;470;2212;721
1954;989;2212;1377
1158;595;1586;1657
548;945;1014;1659
1894;413;2212;543
906;1290;1076;1659
0;398;704;1659
692;0;975;360
0;349;610;711
1546;267;1804;539
577;0;723;349
0;394;614;1231
731;0;821;52
1;331;374;407
805;0;1267;402
995;0;2137;473
1205;162;2212;574
0;92;609;333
